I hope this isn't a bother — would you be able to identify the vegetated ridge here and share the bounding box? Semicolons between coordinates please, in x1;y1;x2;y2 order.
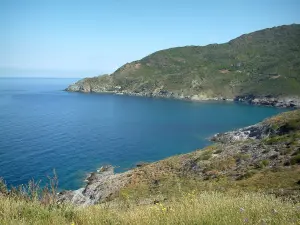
66;24;300;108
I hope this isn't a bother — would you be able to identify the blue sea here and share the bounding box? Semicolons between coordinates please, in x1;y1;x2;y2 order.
0;78;287;190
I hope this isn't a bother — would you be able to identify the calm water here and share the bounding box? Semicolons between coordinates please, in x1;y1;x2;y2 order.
0;78;287;190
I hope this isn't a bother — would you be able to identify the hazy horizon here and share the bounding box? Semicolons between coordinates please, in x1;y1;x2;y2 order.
1;0;300;78
0;67;102;78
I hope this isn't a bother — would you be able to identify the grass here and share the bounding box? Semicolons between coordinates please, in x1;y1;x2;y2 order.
265;110;300;130
1;165;299;224
236;167;300;191
1;191;299;225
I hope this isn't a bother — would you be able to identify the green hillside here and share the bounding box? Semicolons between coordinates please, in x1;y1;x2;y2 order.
67;24;300;100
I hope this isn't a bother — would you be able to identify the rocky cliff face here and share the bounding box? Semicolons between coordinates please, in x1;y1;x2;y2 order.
58;110;300;206
66;77;300;108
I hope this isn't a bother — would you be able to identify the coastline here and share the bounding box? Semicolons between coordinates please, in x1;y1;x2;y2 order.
58;109;300;206
65;86;300;109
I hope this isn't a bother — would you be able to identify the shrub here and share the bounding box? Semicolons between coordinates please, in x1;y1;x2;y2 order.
261;159;270;167
256;160;270;169
234;153;251;162
290;154;300;165
263;135;287;145
198;150;213;161
284;118;300;131
213;149;223;154
0;177;7;194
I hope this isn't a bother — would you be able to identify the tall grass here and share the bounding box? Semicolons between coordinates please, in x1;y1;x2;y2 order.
1;191;299;225
0;170;58;205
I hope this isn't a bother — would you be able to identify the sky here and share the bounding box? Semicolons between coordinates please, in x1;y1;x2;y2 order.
0;0;300;78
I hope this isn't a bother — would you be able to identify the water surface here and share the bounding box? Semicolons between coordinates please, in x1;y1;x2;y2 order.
0;78;287;189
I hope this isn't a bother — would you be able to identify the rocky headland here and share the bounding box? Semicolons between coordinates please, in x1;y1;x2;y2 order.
66;24;300;108
66;78;300;108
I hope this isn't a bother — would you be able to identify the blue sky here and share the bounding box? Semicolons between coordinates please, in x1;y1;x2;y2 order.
1;0;299;78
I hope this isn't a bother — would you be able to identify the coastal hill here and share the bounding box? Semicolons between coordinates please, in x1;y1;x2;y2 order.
66;24;300;107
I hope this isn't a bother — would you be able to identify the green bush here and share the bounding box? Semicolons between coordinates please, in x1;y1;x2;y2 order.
256;159;270;169
285;118;300;131
213;149;223;154
261;159;270;167
290;154;300;165
198;150;213;161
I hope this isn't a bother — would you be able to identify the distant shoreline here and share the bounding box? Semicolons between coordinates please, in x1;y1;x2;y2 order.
65;88;300;109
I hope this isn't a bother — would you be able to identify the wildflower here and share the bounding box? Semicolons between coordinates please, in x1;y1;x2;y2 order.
244;218;249;223
240;207;245;212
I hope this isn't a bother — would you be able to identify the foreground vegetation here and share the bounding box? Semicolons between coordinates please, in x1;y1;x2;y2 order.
1;189;299;225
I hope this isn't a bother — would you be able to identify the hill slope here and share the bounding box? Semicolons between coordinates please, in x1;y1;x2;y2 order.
66;24;300;107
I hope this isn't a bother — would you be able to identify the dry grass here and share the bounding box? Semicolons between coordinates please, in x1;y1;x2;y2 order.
1;191;299;225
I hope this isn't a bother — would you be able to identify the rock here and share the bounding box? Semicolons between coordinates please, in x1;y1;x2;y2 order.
136;162;149;167
210;123;273;143
234;95;300;108
58;165;132;206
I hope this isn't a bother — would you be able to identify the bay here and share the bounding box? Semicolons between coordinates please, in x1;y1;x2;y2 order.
0;78;287;190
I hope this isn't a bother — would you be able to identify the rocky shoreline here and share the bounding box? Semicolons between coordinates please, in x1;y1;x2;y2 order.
58;110;300;206
234;95;300;108
66;81;300;108
210;123;273;143
58;165;133;206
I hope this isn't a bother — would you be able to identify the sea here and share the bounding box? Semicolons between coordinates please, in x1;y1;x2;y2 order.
0;77;287;190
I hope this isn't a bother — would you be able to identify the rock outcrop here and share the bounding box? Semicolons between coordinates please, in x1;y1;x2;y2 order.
58;166;132;206
210;123;273;143
234;95;300;108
